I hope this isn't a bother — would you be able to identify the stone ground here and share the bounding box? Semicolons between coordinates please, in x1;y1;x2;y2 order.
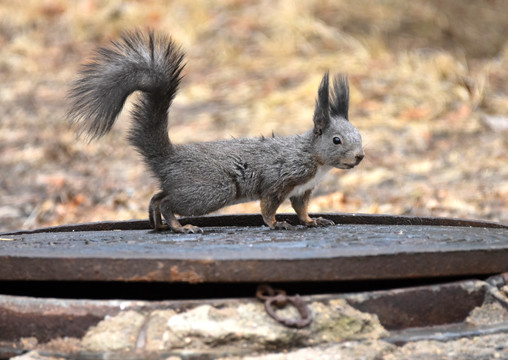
7;284;508;360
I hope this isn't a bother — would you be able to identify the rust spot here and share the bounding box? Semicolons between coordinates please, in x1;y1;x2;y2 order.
170;265;204;284
125;262;167;282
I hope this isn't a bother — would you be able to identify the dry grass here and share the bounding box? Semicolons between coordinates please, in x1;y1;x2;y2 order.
1;0;507;231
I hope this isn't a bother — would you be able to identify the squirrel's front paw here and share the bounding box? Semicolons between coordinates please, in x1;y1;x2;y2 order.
304;217;335;227
271;221;297;231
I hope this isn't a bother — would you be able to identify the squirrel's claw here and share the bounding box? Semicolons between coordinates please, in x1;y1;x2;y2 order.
301;217;335;227
312;217;335;227
175;224;204;234
271;221;297;231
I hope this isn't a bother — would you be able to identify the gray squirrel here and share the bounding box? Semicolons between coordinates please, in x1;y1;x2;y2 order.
68;31;364;233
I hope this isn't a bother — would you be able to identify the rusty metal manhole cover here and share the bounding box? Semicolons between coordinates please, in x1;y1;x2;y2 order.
1;214;507;283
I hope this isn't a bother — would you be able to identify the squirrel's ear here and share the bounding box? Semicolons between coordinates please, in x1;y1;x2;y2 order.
313;72;330;136
330;74;349;120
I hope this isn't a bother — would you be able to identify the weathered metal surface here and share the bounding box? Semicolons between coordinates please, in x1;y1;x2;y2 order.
346;280;489;329
0;296;121;343
3;213;508;236
0;214;507;282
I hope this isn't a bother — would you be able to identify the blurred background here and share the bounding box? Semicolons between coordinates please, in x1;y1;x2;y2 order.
1;0;507;232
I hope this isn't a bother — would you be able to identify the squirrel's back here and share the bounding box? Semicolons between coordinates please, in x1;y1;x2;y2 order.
67;31;185;176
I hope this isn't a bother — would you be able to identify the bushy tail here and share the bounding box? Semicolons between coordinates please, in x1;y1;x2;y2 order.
67;30;185;168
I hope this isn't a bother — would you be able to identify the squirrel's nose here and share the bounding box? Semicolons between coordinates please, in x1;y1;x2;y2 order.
355;154;364;163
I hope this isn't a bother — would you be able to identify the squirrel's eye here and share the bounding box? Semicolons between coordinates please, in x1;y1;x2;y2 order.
332;137;342;145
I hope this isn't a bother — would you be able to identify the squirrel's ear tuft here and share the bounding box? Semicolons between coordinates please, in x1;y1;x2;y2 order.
313;72;330;136
330;74;349;120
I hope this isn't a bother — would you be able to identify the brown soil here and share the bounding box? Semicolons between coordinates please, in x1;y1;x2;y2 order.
1;0;507;232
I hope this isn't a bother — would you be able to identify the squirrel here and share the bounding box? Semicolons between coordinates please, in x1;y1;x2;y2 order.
67;31;364;233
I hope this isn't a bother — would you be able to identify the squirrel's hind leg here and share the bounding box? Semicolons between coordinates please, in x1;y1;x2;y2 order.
158;195;203;234
149;191;202;233
149;191;169;231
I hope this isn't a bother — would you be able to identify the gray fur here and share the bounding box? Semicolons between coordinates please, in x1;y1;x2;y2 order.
67;31;364;233
331;74;349;119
